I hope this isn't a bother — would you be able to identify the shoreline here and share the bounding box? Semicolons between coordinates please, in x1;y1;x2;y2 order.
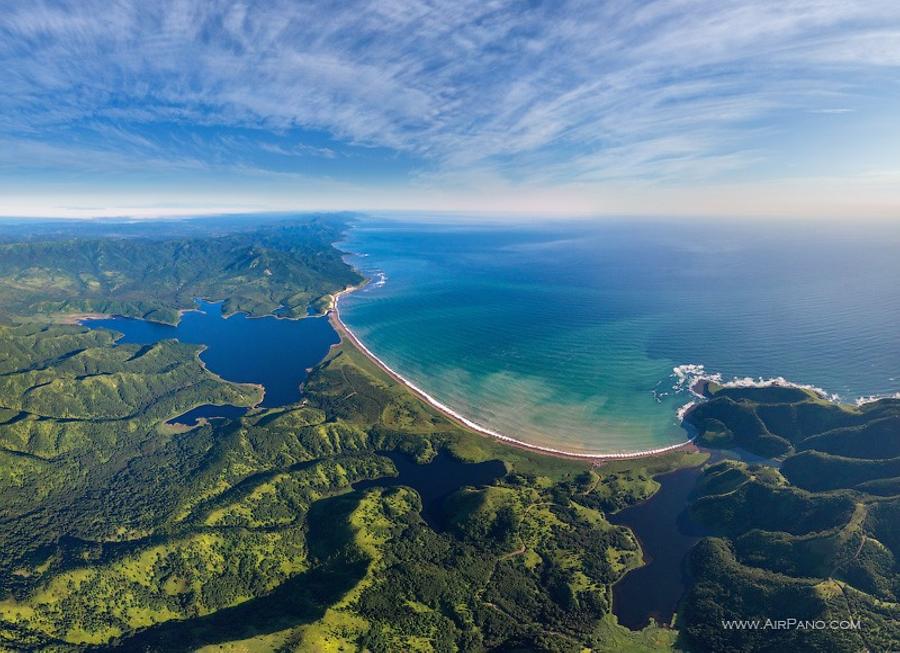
76;314;267;410
55;311;112;325
328;282;696;462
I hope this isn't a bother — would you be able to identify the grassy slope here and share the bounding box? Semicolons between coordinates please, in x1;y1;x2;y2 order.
237;340;701;652
0;332;702;652
0;221;706;652
0;218;361;324
681;386;900;652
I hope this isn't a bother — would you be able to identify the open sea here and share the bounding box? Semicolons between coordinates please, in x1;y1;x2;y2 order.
338;218;900;455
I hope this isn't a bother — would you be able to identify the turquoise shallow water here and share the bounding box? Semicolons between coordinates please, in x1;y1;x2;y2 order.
338;219;900;454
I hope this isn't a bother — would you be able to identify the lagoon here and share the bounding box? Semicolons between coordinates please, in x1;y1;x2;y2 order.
608;465;706;629
85;299;340;408
168;403;249;426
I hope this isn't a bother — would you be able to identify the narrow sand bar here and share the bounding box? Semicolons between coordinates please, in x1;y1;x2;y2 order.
328;283;696;462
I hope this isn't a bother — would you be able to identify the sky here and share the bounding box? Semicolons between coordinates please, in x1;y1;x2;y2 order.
2;0;900;219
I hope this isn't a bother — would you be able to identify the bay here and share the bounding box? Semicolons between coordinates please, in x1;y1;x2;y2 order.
338;219;900;454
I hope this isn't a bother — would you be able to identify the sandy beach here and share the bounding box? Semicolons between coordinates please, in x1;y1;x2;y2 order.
328;283;697;463
55;312;112;325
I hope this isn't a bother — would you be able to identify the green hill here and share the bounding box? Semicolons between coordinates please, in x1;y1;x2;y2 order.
0;219;701;652
0;217;360;324
680;387;900;652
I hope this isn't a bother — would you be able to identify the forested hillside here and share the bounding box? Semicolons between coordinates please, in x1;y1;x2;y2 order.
0;217;360;323
0;326;700;651
681;385;900;652
9;217;893;652
0;219;702;652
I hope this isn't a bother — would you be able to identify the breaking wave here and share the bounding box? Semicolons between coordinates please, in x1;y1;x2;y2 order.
670;363;899;422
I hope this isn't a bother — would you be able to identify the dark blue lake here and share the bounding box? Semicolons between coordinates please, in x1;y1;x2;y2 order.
84;300;340;407
353;450;506;531
608;464;708;630
168;404;249;426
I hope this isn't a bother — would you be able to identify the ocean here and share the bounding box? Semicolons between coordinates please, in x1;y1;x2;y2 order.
337;218;900;455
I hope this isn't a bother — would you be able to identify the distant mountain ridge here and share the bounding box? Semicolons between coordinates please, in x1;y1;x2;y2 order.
0;217;361;324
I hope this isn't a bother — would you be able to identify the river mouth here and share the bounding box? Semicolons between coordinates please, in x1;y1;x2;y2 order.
83;299;340;408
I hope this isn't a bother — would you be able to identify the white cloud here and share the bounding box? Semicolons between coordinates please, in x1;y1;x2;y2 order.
1;0;900;213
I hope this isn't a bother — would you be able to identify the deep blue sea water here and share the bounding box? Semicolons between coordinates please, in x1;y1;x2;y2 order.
85;300;339;407
338;219;900;454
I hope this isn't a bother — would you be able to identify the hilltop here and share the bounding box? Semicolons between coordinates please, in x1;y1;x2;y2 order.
681;385;900;652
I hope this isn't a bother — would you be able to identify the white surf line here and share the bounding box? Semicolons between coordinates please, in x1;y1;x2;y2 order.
671;363;843;403
856;391;900;406
330;284;695;461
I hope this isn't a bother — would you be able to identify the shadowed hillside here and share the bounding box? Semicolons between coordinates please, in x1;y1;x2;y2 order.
0;220;702;652
681;386;900;652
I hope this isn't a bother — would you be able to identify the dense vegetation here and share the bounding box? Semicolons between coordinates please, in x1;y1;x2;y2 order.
0;219;704;652
681;385;900;652
11;216;892;651
0;330;697;652
0;216;360;323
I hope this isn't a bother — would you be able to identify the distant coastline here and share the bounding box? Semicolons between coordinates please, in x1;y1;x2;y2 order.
329;282;696;462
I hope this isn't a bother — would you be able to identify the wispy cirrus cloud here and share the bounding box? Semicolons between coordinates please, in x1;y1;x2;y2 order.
1;0;900;215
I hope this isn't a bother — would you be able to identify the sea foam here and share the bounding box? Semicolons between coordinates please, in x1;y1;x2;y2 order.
334;283;695;459
671;363;856;423
856;391;900;406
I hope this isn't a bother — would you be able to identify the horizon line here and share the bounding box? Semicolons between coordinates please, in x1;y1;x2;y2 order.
1;207;899;223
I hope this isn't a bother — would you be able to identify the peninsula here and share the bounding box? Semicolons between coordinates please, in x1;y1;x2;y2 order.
0;216;703;652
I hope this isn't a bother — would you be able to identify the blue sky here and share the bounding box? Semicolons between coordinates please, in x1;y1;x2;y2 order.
2;0;900;218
